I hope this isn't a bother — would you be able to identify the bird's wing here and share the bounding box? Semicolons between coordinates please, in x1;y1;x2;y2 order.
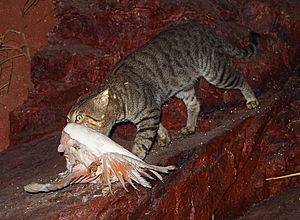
101;152;176;192
24;164;95;193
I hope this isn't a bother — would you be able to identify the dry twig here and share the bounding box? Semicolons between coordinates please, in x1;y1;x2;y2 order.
0;29;30;106
21;0;41;17
266;172;300;180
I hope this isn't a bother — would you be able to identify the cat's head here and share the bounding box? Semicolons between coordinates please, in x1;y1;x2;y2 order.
67;88;115;135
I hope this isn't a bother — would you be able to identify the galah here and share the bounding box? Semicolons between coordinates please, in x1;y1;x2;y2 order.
24;123;175;193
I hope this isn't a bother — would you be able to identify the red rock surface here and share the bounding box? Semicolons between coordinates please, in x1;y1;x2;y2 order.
1;75;300;219
0;0;54;151
9;0;300;145
239;186;300;219
2;0;300;219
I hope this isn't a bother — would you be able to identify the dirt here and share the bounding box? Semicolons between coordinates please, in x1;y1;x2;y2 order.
0;0;54;151
0;90;289;219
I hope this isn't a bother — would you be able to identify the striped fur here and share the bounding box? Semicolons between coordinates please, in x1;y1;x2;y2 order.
68;22;260;159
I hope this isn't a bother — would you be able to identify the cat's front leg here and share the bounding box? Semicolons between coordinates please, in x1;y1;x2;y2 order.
157;123;171;147
132;110;161;159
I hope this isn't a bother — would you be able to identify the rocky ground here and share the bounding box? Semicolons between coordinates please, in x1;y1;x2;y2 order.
1;75;300;219
1;0;300;219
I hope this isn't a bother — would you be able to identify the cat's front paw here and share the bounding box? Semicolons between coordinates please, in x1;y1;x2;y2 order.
246;98;259;109
180;126;195;135
157;132;171;147
132;144;147;159
157;136;171;147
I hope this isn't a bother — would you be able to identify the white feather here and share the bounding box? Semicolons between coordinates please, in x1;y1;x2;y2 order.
63;123;144;161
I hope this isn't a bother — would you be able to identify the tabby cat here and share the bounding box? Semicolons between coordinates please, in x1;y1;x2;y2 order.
67;22;260;159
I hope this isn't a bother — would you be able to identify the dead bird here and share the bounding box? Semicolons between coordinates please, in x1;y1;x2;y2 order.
24;123;175;193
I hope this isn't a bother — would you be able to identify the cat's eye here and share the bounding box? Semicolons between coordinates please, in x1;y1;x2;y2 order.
73;145;80;151
75;114;83;122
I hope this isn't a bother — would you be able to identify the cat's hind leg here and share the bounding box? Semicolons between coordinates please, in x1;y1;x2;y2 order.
202;59;259;109
176;88;200;135
240;82;259;109
216;67;259;109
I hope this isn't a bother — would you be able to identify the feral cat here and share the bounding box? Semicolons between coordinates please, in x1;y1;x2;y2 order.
67;22;260;159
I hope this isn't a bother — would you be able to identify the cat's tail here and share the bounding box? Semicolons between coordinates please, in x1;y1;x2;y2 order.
223;31;260;58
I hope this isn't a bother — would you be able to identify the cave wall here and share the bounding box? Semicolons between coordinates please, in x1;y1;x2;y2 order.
0;0;54;151
9;0;300;146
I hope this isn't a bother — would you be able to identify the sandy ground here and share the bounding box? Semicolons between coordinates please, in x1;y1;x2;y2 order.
0;0;54;151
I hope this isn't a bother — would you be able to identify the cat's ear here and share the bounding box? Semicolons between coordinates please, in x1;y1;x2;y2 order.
94;89;109;106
